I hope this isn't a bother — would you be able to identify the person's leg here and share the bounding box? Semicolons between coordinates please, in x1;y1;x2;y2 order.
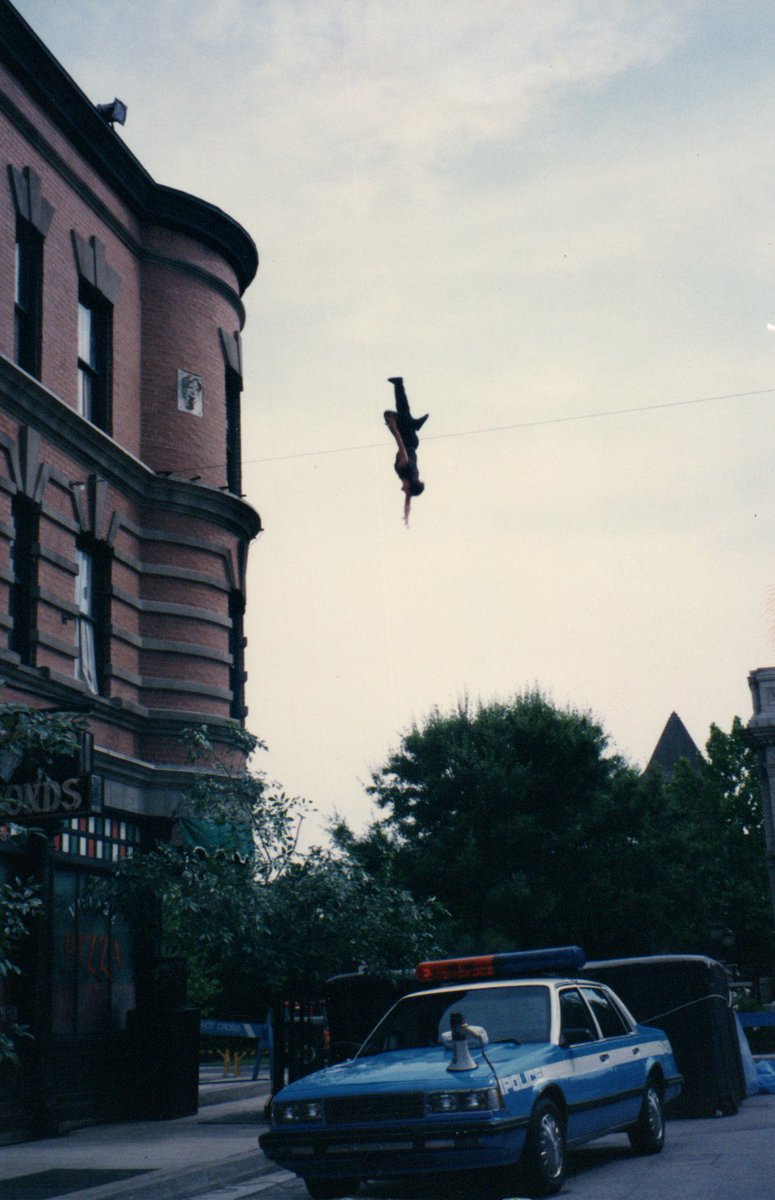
388;376;409;418
384;410;409;468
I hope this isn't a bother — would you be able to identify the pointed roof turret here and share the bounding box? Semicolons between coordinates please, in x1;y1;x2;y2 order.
646;712;703;779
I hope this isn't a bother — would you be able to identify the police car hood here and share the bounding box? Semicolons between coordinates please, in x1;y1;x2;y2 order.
280;1043;555;1097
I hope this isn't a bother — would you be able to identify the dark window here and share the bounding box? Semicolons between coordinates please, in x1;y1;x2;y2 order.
51;865;135;1038
225;368;242;494
75;541;111;695
14;218;43;377
229;590;246;719
77;285;112;432
559;987;598;1042
8;494;38;664
581;987;631;1038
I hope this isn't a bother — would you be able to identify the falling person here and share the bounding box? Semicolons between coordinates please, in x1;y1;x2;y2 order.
384;376;428;525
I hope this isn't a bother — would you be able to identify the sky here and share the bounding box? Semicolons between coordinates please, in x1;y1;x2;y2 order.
12;0;775;839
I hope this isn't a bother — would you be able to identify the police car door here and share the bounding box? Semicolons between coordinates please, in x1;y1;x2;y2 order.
557;986;617;1143
580;986;644;1127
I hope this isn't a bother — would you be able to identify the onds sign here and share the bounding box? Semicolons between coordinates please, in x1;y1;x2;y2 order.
0;731;97;820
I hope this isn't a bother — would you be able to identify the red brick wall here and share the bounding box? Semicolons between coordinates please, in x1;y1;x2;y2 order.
0;44;259;773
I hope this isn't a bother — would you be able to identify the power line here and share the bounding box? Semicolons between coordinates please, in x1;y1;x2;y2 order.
243;385;775;467
153;385;775;476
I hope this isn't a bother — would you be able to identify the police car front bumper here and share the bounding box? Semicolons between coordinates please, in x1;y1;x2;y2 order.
260;1114;529;1179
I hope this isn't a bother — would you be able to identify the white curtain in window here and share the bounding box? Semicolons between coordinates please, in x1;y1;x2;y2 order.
75;547;99;693
77;302;94;419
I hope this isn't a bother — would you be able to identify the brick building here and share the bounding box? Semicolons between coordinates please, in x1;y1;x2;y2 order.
0;0;260;1135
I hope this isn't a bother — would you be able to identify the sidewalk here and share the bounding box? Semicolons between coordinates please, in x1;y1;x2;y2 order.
0;1067;275;1200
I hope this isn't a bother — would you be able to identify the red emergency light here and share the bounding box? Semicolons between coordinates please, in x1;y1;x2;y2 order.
415;945;586;985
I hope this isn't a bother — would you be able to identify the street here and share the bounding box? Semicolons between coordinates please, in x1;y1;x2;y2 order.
191;1094;774;1200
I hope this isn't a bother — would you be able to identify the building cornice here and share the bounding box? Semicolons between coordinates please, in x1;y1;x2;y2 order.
0;0;258;294
0;356;262;540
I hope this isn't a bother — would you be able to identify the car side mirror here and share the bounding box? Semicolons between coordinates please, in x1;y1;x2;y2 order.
561;1027;595;1046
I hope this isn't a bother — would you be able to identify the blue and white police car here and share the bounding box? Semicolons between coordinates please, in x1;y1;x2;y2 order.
259;947;682;1198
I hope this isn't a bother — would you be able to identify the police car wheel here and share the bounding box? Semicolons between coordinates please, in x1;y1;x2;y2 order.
521;1096;566;1196
627;1079;665;1154
304;1178;359;1199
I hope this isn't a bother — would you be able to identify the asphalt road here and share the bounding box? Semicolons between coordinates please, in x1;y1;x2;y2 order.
193;1093;774;1200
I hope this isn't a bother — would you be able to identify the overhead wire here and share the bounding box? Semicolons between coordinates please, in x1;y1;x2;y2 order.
243;383;775;468
156;384;775;476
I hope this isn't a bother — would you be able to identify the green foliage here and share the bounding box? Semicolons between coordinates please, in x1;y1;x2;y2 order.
252;848;442;998
661;718;774;970
103;727;440;1011
0;704;81;1065
0;704;86;779
103;842;261;1010
341;695;774;971
348;691;641;955
0;876;43;1063
178;726;308;881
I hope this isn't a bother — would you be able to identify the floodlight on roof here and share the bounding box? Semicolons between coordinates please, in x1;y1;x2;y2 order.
96;98;127;127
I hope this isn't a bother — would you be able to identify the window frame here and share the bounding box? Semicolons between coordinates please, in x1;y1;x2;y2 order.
558;986;600;1043
225;366;242;494
14;217;43;377
77;283;113;433
8;493;39;664
228;589;247;719
580;986;634;1038
74;540;111;695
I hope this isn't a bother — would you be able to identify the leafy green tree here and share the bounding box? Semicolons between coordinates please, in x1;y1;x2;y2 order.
0;704;86;777
104;728;440;1013
101;726;309;1010
176;725;309;881
252;848;442;999
343;691;647;955
340;695;775;969
0;877;42;1065
662;718;774;972
0;704;85;1063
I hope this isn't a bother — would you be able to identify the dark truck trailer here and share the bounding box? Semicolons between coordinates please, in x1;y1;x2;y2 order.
586;955;745;1117
325;971;416;1064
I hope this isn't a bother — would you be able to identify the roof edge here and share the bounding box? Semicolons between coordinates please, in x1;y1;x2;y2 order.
0;0;258;292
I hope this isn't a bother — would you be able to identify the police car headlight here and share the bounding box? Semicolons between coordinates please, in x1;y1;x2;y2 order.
273;1100;324;1123
428;1088;502;1113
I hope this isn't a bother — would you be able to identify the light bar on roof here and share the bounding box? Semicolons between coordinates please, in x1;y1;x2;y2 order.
416;945;586;984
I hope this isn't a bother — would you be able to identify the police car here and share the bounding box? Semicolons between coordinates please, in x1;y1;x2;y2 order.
259;947;682;1198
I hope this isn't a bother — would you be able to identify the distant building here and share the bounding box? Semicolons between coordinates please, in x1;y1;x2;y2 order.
0;0;259;1135
645;712;703;780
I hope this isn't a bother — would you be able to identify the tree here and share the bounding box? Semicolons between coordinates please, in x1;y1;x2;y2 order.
0;876;42;1065
340;694;775;968
0;704;85;1063
252;848;442;999
344;691;648;955
101;726;308;1010
662;718;774;973
104;728;440;1013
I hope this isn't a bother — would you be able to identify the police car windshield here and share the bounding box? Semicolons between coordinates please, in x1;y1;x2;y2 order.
357;984;551;1056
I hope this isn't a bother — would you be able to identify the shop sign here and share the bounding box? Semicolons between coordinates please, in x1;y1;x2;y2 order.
0;732;99;821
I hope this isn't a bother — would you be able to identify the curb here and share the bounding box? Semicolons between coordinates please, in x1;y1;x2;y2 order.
198;1080;271;1108
54;1150;274;1200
